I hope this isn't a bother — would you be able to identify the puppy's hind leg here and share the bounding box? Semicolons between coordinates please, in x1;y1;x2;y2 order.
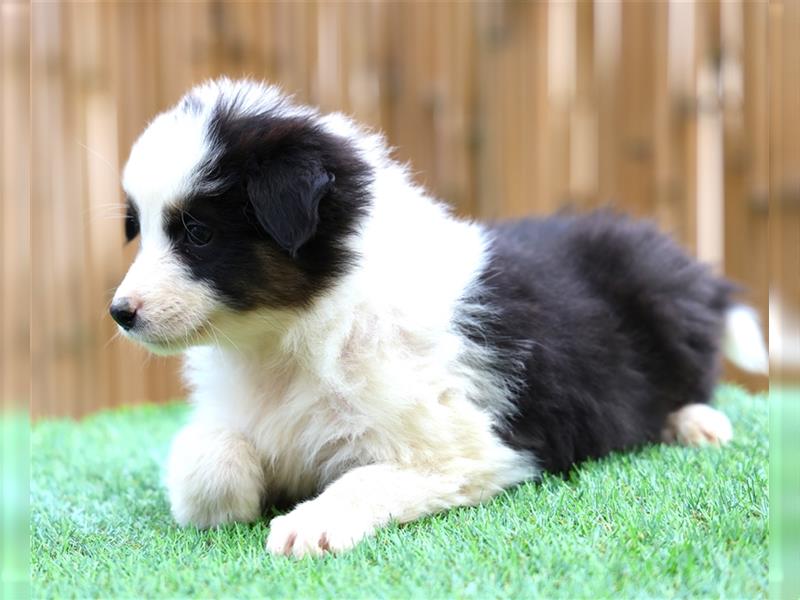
661;403;733;447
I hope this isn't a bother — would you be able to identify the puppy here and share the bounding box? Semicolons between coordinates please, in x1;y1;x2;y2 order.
111;78;767;558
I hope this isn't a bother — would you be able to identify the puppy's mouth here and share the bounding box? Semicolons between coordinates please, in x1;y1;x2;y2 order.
122;323;212;355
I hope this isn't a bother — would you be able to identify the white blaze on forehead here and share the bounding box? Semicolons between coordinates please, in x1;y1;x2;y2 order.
122;107;215;215
192;77;291;116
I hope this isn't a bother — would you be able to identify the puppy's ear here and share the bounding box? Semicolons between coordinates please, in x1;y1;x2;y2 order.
246;159;335;257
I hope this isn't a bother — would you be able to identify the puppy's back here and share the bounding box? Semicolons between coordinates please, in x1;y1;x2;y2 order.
460;211;734;473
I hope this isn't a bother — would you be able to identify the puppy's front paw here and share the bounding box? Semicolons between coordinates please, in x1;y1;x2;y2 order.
166;424;265;528
266;500;375;558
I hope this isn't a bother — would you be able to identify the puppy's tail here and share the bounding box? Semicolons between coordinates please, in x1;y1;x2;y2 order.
724;305;768;374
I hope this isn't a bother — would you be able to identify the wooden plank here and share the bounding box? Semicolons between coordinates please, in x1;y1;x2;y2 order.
473;2;543;219
721;0;767;390
694;0;725;272
594;0;621;207
429;1;477;216
344;2;379;127
315;1;346;112
70;1;103;415
531;2;550;215
570;0;597;206
770;0;800;381
652;1;677;235
30;2;73;417
546;0;574;209
0;1;31;413
385;2;437;196
618;1;657;218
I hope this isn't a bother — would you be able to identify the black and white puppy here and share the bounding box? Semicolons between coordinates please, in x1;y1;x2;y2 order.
111;78;767;557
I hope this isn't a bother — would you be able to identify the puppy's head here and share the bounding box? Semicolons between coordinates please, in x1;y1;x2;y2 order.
111;79;372;354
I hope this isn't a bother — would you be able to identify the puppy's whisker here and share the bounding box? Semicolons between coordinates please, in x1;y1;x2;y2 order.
87;202;127;212
91;212;129;222
78;141;120;179
103;329;124;351
208;322;241;354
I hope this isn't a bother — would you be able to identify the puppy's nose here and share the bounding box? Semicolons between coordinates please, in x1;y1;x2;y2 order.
110;297;139;330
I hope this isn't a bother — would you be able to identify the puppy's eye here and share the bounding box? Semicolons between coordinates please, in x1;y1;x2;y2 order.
184;220;213;246
125;202;139;243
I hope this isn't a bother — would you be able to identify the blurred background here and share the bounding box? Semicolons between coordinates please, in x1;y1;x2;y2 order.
1;1;796;419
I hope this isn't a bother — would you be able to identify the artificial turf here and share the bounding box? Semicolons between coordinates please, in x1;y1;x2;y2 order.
31;384;768;599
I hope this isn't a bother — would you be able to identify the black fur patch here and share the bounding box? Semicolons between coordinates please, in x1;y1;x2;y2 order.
124;197;140;243
459;211;735;475
166;98;373;311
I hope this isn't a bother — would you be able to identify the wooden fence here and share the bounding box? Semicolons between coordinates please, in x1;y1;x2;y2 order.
5;0;791;418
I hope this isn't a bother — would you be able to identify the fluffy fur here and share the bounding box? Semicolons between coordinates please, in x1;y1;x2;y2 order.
111;78;766;557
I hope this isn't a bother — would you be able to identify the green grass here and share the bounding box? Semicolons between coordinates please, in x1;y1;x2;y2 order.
31;384;767;599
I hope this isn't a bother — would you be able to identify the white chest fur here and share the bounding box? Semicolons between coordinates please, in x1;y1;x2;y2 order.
181;292;525;503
